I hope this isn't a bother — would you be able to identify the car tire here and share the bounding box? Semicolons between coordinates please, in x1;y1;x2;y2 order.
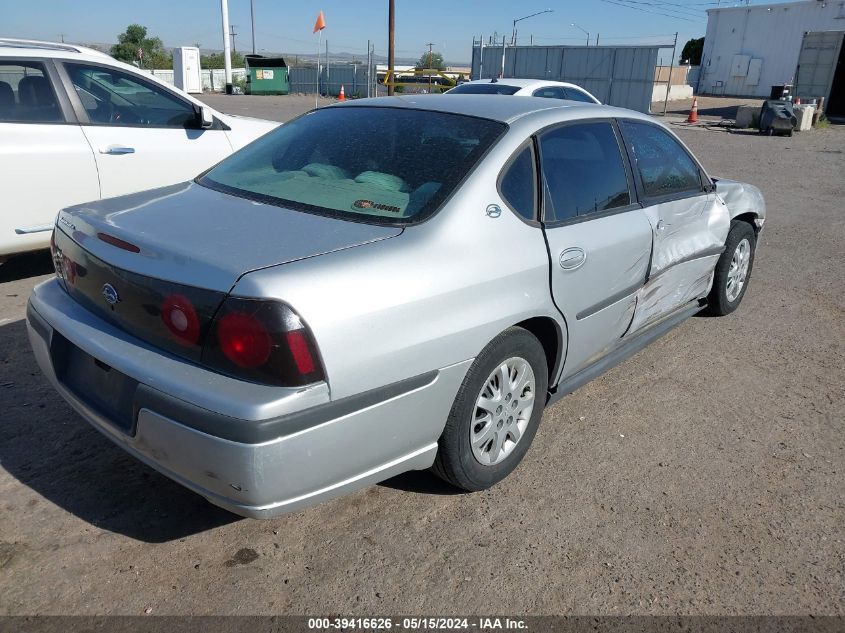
432;327;548;491
705;221;756;316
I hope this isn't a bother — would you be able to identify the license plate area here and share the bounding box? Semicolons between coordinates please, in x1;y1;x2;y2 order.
51;333;139;434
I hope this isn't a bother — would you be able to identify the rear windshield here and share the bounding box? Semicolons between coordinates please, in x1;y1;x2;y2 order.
199;106;506;224
448;83;521;95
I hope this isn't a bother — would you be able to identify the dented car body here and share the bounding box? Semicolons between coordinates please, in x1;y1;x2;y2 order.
27;96;765;517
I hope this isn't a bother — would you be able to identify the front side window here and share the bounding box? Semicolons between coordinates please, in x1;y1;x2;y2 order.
64;63;196;128
619;120;703;198
500;145;536;221
448;83;521;95
0;61;62;123
200;107;506;224
538;121;631;223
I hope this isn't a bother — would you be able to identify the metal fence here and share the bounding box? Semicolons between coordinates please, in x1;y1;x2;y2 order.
289;66;373;97
471;43;675;113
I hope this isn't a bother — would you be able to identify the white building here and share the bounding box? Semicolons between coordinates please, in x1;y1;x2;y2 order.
698;0;845;96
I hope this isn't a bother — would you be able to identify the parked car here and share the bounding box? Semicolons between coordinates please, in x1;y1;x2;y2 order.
27;95;765;518
0;38;278;261
447;78;601;104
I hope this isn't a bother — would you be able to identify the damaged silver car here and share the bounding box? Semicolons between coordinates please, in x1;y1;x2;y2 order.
27;96;765;518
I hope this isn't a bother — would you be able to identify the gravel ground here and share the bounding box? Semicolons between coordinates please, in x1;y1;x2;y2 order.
0;99;843;616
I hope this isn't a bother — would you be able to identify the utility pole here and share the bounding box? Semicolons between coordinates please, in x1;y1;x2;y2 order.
662;32;678;116
230;24;238;53
250;0;256;54
388;0;395;96
220;0;233;94
426;42;435;92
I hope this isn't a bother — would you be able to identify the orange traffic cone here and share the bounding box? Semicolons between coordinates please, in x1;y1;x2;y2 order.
687;97;698;123
338;85;346;102
686;97;699;123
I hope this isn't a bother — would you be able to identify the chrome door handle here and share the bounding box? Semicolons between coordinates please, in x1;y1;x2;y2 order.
559;247;587;270
100;146;135;155
656;219;669;232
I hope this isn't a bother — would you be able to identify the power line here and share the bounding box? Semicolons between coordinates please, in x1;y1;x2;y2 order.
612;0;706;19
598;0;702;22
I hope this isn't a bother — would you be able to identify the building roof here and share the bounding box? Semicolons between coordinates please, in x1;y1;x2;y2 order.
706;0;844;13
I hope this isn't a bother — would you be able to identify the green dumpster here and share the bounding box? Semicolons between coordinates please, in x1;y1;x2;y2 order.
244;55;289;95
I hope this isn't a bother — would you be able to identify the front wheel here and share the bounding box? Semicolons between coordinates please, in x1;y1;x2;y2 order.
705;221;756;316
432;327;548;491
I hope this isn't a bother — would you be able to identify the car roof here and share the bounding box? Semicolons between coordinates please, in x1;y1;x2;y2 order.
0;38;111;60
335;94;650;125
461;78;584;91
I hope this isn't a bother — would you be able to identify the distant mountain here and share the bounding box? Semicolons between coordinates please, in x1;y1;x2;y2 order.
79;41;469;67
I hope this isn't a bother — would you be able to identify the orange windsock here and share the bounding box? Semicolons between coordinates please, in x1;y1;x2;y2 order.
313;10;326;33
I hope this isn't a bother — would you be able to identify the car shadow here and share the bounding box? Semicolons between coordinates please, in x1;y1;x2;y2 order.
0;318;239;542
378;469;465;496
0;250;54;283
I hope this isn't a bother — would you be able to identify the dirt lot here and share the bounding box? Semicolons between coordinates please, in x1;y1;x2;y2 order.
0;98;843;616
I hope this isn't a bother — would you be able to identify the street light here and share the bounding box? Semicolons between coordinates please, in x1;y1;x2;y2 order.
570;23;590;47
512;9;554;45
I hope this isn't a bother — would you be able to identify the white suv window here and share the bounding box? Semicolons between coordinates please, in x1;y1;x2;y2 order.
64;62;196;128
0;61;62;123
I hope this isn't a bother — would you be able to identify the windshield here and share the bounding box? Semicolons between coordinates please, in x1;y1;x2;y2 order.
199;106;506;224
448;83;521;95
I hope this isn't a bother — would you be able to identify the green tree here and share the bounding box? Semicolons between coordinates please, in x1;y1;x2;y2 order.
110;24;171;69
200;51;246;69
680;37;704;66
416;50;445;70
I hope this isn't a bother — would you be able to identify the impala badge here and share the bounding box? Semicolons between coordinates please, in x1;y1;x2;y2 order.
101;283;120;305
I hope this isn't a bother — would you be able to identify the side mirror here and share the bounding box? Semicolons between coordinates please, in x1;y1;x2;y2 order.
197;105;214;129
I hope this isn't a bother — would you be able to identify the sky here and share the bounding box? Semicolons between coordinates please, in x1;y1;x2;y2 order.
1;0;784;65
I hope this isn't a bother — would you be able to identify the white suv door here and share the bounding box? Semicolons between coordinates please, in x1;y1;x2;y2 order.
57;61;233;199
0;59;99;258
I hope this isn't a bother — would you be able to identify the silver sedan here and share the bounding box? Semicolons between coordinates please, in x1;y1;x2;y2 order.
27;95;765;518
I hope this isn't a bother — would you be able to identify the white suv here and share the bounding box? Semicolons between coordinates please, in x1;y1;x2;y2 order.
0;38;278;261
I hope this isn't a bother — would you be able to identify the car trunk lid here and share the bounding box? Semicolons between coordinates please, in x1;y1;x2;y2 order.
53;181;402;364
58;181;403;293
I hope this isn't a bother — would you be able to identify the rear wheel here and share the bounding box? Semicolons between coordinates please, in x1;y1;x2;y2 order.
432;327;548;491
705;221;756;316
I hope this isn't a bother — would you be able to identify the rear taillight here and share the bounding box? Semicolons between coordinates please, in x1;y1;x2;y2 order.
202;298;325;387
50;228;62;281
51;227;77;288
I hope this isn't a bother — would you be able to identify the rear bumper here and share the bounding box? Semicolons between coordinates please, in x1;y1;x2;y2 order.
27;279;469;518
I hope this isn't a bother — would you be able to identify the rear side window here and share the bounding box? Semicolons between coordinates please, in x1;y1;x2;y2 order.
448;83;521;95
563;87;596;103
64;62;196;128
500;145;536;221
201;107;506;225
0;61;62;123
533;87;566;100
538;121;631;223
619;120;703;198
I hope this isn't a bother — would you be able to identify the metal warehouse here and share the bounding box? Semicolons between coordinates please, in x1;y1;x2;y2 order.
698;0;845;98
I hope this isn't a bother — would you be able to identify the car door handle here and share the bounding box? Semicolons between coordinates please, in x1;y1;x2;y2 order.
559;247;587;270
100;145;135;155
